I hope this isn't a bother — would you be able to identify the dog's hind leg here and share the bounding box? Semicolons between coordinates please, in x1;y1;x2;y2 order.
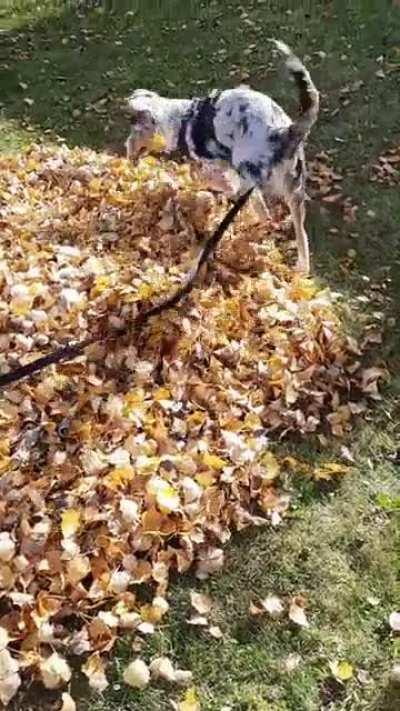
288;195;310;275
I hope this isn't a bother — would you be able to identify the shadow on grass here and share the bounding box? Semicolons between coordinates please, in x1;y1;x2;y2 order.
0;1;398;149
2;0;400;301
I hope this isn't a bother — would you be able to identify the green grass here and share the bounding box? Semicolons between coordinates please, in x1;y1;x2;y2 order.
1;1;400;709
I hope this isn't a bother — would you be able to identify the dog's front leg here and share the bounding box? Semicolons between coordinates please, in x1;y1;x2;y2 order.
195;160;240;197
250;188;271;223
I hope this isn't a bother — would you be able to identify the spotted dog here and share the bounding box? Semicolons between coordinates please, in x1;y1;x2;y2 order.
126;41;319;274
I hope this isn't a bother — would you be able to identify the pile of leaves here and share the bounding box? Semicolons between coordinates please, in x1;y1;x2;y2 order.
0;145;384;705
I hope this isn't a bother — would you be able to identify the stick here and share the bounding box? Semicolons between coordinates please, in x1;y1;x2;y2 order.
0;189;253;389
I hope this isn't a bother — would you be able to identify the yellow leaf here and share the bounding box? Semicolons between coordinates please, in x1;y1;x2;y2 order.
10;296;33;316
329;660;354;681
91;275;111;297
290;278;318;301
105;466;135;489
0;456;10;475
61;509;81;538
148;133;167;153
243;412;262;430
187;411;207;427
154;387;171;401
0;440;10;457
261;452;280;480
147;478;180;513
202;453;228;471
28;282;43;298
314;462;351;481
136;282;157;300
178;687;200;711
195;471;215;488
89;178;102;192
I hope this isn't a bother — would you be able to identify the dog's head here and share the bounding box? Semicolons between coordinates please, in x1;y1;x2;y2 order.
125;89;164;160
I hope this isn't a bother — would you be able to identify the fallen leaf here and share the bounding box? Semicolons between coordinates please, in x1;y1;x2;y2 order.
40;653;71;690
283;653;301;673
61;509;81;538
178;686;201;711
288;598;309;628
313;462;351;481
202;453;228;471
209;625;223;639
329;660;354;681
389;611;400;632
190;591;213;616
186;615;208;627
123;659;150;689
0;650;21;705
174;669;194;686
0;533;15;562
260;595;284;619
82;653;108;692
149;656;176;682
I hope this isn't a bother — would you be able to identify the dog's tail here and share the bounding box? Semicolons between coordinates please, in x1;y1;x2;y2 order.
271;39;319;153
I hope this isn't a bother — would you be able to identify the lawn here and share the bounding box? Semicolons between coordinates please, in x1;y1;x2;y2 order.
0;1;399;710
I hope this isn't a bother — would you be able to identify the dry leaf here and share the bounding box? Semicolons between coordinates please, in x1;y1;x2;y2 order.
0;533;15;562
196;548;224;579
260;595;284;619
174;669;194;687
123;659;150;689
209;625;223;639
283;653;301;673
288;598;309;628
61;509;81;538
187;615;208;627
82;653;108;692
190;591;213;616
313;462;351;481
389;611;400;632
0;650;21;705
149;656;176;682
40;653;71;690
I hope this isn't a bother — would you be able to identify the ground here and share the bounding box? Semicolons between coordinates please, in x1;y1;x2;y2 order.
0;1;399;710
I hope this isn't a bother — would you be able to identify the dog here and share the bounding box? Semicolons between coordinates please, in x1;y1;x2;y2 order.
125;40;319;274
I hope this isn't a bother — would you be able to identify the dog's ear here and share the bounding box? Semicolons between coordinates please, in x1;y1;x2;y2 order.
129;108;155;130
125;97;155;125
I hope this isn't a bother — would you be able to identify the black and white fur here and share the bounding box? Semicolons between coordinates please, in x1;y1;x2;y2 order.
125;40;319;274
